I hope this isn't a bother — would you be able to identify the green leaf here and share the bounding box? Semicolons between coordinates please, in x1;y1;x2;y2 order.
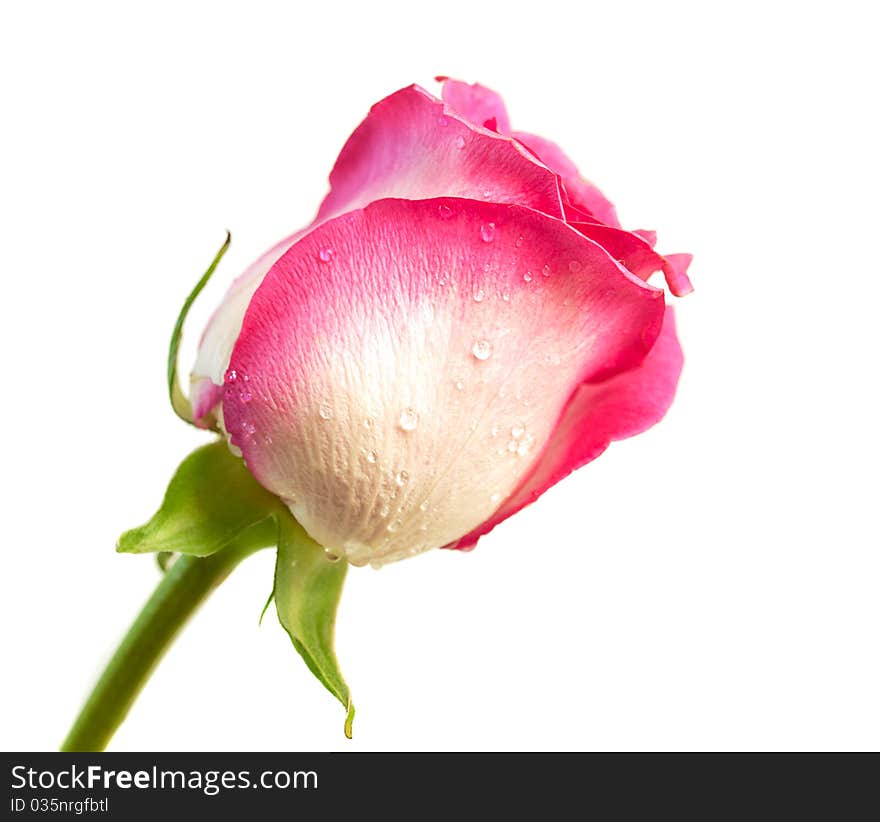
168;232;231;426
274;512;354;738
118;440;281;557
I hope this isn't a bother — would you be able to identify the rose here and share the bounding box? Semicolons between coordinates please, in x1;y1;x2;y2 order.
188;77;692;568
62;77;694;750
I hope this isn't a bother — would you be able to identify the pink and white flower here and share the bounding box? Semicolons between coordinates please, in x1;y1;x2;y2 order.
189;78;691;567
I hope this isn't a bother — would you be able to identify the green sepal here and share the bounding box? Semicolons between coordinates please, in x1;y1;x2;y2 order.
118;440;281;557
168;232;231;426
274;512;354;738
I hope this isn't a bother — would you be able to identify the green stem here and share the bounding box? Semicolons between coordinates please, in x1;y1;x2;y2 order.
61;531;272;752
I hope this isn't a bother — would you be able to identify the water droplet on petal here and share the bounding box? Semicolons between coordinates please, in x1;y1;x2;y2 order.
379;503;390;518
473;288;485;302
490;424;499;437
363;417;374;429
438;203;454;219
517;433;535;457
398;407;419;431
366;450;378;464
318;403;333;420
472;339;493;360
324;549;341;563
490;492;501;503
501;290;510;302
419;500;430;512
515;235;525;248
318;247;334;263
455;380;464;391
395;470;409;487
239;388;252;403
240;420;256;436
225;369;238;384
506;439;518;453
454;135;465;149
511;424;525;439
569;260;582;273
480;222;496;243
542;264;552;277
523;271;533;283
387;519;401;533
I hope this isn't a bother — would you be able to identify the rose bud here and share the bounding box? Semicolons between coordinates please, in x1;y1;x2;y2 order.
189;78;691;568
64;77;693;750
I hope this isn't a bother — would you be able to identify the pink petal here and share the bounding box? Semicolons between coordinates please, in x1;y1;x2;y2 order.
633;229;658;247
570;221;668;282
190;229;305;427
438;76;512;134
316;85;564;224
512;131;622;228
223;197;664;566
662;253;695;297
450;305;683;551
193;84;569;427
569;222;695;297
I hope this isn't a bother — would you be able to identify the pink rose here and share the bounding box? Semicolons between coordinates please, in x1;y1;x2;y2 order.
189;78;692;567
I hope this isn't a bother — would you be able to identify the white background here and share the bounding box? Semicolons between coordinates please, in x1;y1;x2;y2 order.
2;1;877;752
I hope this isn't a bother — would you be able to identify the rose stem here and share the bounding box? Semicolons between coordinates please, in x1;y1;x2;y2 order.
60;527;274;752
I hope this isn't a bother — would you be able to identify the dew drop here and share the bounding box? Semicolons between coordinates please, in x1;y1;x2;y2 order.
454;135;465;149
225;369;238;384
490;424;499;437
366;449;378;464
240;420;256;436
515;235;525;248
363;417;374;429
480;222;496;243
398;407;419;431
395;470;409;487
438;203;454;220
517;433;535;457
511;423;525;439
387;519;401;533
569;259;582;273
455;380;464;391
472;338;493;360
501;290;510;302
419;500;430;512
324;549;341;563
506;439;518;453
318;247;334;263
523;271;533;283
239;388;252;403
542;264;552;277
473;288;485;303
490;492;501;503
318;403;333;420
379;503;390;518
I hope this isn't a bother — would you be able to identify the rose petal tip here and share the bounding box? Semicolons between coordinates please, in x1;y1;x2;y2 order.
663;253;694;297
